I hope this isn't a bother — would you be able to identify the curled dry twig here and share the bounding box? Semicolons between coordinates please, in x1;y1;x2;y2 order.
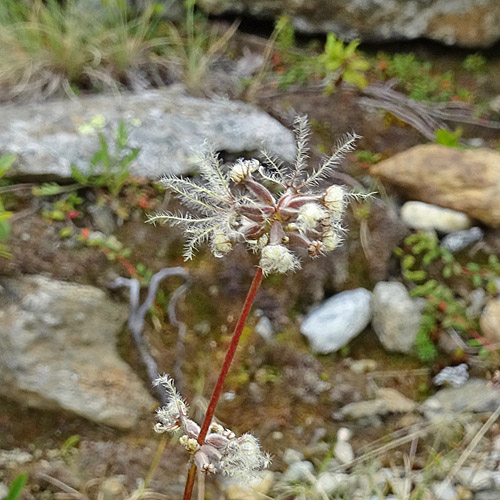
359;81;500;141
110;267;191;403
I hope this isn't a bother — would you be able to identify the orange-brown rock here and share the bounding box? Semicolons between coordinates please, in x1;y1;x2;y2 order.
370;145;500;228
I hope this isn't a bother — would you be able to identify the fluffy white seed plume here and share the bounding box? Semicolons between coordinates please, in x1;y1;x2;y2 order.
259;244;300;276
324;185;346;213
297;203;328;232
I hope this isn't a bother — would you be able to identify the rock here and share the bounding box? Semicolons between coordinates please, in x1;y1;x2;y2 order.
0;449;33;468
0;275;155;429
375;388;417;413
197;0;500;48
282;461;315;483
223;471;274;500
0;87;295;180
422;379;500;418
490;95;500;114
371;282;421;354
333;428;354;464
479;299;500;344
467;288;487;319
283;448;304;465
300;288;372;354
431;480;458;500
255;315;274;342
87;204;117;235
401;201;473;233
337;399;388;420
433;364;469;388
475;492;500;500
329;383;362;406
370;145;500;228
338;389;416;420
441;227;484;252
314;472;351;496
455;468;493;491
347;359;377;374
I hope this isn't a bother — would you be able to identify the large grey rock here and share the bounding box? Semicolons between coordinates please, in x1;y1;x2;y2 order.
422;379;500;418
0;87;295;180
198;0;500;48
371;282;421;354
0;275;155;429
300;288;372;354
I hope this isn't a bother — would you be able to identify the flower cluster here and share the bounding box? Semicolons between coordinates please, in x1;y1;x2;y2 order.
154;375;271;478
148;116;359;276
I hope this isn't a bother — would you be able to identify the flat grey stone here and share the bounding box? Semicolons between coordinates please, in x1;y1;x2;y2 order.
0;275;155;429
300;288;372;354
0;87;296;180
441;226;483;252
422;379;500;418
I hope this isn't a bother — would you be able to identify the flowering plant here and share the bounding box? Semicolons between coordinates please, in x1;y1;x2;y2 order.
148;116;358;275
149;116;359;499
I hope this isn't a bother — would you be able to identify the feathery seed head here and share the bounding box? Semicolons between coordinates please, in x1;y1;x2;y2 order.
148;116;361;274
153;375;270;479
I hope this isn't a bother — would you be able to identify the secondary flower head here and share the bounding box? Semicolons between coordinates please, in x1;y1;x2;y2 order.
148;116;360;276
154;375;271;479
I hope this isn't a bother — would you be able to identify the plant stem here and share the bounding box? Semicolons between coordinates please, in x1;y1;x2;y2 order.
182;266;264;500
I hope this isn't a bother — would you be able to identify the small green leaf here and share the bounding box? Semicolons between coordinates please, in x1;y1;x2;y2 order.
442;265;452;279
5;472;27;500
0;219;11;242
61;434;80;453
59;227;74;238
402;254;415;270
0;211;13;222
472;274;483;288
116;120;128;149
342;69;367;88
0;154;17;175
466;262;481;273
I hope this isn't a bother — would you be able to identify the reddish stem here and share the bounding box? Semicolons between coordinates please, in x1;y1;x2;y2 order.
182;266;264;500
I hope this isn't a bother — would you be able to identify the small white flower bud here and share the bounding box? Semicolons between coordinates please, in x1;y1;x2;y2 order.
230;159;260;183
259;245;300;276
182;437;200;453
324;185;346;213
297;203;327;232
212;232;233;257
322;229;340;251
202;463;216;474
